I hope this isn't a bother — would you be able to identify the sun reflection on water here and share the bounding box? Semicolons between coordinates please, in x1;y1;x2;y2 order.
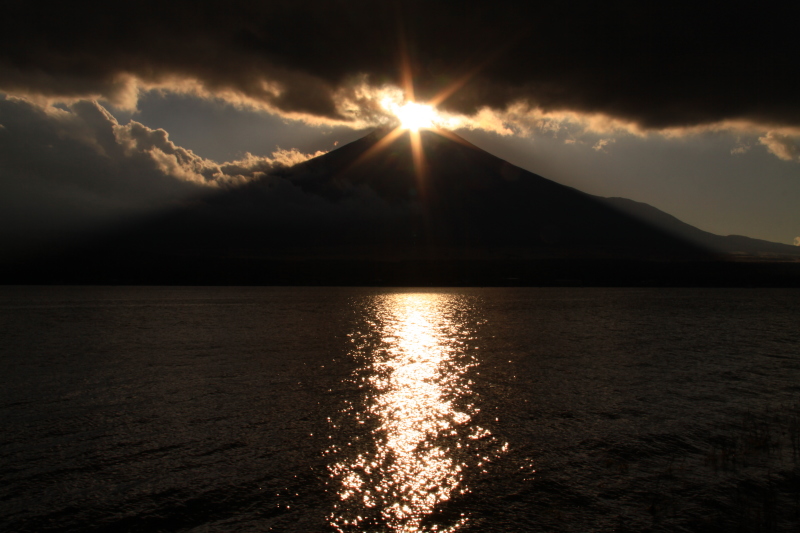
328;293;504;532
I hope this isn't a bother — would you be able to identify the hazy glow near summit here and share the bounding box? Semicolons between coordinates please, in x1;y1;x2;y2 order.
394;102;436;131
383;96;452;132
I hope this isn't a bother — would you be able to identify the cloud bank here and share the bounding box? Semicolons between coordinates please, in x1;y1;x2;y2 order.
0;96;322;253
2;2;799;135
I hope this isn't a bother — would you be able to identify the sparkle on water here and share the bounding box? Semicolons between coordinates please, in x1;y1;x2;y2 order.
327;293;505;532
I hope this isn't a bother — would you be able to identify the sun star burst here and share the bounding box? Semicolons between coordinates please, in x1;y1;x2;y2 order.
394;102;437;131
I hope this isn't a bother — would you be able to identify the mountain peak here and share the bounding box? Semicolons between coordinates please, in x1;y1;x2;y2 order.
6;127;800;285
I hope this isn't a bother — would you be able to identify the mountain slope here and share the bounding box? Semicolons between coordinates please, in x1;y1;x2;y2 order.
601;197;800;256
6;128;800;285
246;128;706;258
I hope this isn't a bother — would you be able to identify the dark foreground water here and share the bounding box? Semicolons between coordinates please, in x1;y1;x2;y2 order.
1;286;799;532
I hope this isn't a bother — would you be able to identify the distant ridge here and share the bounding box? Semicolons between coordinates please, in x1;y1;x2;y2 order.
601;197;800;257
5;128;800;286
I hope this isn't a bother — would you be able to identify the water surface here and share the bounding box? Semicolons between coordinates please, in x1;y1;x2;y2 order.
1;286;799;532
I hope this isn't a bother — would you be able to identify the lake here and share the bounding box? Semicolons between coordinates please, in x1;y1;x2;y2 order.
1;286;799;532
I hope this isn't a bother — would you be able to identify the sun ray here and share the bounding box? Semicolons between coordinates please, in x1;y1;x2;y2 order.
398;30;416;104
339;31;503;195
428;66;482;108
409;129;428;195
345;126;406;172
428;127;478;148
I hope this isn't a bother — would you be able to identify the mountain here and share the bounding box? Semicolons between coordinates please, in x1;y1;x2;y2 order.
6;128;800;286
600;197;800;256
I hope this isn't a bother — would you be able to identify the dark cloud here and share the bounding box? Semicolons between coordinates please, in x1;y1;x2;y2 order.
0;97;321;255
1;1;798;129
0;97;198;253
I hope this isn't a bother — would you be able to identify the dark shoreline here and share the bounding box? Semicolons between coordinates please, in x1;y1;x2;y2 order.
4;256;800;287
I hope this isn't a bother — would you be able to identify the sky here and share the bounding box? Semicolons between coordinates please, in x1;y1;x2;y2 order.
1;1;799;256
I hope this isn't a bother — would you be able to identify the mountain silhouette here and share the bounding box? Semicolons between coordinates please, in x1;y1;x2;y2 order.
7;128;800;285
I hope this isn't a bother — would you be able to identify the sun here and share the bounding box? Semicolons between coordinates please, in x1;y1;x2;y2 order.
358;94;469;191
393;101;437;131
